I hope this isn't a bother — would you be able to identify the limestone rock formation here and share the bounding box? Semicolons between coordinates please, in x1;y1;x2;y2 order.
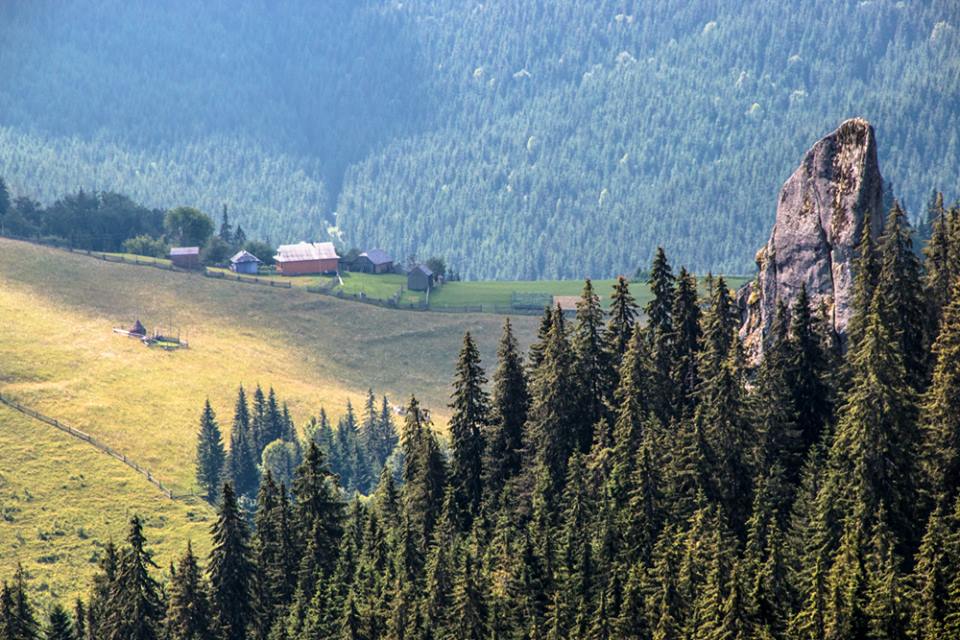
737;118;885;361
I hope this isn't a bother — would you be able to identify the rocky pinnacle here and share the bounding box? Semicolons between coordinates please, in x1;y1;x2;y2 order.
737;118;885;362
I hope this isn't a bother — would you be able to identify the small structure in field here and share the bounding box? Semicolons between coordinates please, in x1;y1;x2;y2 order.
129;319;147;336
274;242;339;275
230;250;262;274
354;248;394;274
113;318;148;338
407;264;435;291
169;246;200;269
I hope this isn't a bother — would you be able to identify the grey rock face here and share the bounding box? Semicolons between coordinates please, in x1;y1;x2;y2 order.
737;118;884;362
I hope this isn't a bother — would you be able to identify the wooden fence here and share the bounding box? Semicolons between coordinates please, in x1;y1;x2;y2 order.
0;392;176;500
203;268;293;288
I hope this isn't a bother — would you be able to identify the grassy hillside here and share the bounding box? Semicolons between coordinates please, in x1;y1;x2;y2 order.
0;404;212;609
0;239;541;496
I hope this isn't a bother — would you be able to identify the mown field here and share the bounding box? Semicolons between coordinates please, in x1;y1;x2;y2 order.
0;239;542;490
0;404;212;609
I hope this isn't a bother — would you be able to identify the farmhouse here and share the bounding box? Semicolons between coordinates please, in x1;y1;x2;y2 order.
169;246;200;269
407;264;435;291
354;248;394;274
230;250;262;274
274;242;340;275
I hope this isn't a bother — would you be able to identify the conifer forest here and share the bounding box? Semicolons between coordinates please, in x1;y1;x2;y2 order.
1;1;959;277
3;195;960;639
2;2;960;640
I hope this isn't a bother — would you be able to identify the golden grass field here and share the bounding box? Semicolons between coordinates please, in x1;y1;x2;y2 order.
0;403;213;609
0;238;544;597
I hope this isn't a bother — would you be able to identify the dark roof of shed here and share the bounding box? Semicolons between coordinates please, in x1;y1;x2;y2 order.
410;264;433;277
359;248;393;265
170;246;200;256
230;250;262;264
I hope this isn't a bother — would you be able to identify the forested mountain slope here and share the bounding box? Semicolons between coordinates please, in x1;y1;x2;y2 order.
1;0;957;277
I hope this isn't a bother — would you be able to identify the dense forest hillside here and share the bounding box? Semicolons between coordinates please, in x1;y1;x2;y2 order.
8;194;960;639
1;1;957;277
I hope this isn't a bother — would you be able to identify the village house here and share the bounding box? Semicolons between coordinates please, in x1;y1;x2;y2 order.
407;264;435;291
274;242;340;275
169;246;200;269
229;250;262;274
353;248;394;274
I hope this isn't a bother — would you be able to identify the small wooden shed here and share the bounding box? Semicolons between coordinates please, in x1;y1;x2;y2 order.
407;264;435;291
230;250;262;274
169;246;200;269
354;248;394;274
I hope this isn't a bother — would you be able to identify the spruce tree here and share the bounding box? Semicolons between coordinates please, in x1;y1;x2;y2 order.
374;395;399;471
645;248;676;424
421;492;457;636
923;192;951;332
399;396;447;555
359;389;379;465
823;513;869;640
292;441;345;598
824;292;920;553
921;277;960;502
227;386;259;498
108;517;164;640
908;505;950;639
695;346;754;530
525;308;580;497
528;306;554;372
208;484;255;640
875;201;928;388
698;276;737;380
448;332;489;524
573;279;614;447
251;385;267;457
72;600;85;640
166;542;214;640
264;388;283;452
196;399;226;503
234;225;246;247
450;548;488;640
252;473;289;640
670;267;701;418
44;605;72;640
786;285;833;453
606;276;638;364
484;318;529;498
865;511;908;640
219;204;233;244
86;542;118;640
847;211;880;352
608;325;651;504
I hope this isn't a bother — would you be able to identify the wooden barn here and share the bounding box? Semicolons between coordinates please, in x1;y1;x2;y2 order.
354;248;394;274
407;264;435;291
169;246;200;269
230;250;262;274
274;242;340;275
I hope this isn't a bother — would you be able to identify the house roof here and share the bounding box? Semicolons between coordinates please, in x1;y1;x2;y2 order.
230;250;262;264
169;246;200;256
411;264;433;277
274;241;339;263
359;248;393;265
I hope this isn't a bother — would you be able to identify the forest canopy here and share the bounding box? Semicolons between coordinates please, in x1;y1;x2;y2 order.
0;1;958;278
